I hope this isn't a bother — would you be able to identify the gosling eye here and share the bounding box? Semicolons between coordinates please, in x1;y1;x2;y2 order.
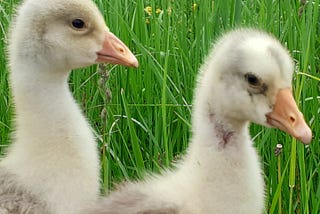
244;73;268;94
244;73;260;86
71;19;85;29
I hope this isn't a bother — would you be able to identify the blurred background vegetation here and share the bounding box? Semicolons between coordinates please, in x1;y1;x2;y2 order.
0;0;319;213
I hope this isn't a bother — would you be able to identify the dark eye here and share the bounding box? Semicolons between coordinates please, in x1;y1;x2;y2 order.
244;73;268;94
71;19;85;29
244;73;259;86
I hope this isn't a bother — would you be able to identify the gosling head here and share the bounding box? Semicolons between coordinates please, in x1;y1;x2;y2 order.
200;28;312;144
9;0;138;71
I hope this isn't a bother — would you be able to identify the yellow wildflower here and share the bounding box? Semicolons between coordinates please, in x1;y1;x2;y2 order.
192;3;198;11
167;7;172;15
156;8;162;14
145;18;150;24
144;6;152;15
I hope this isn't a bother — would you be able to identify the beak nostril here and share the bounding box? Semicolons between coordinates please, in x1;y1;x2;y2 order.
119;47;125;53
289;116;296;123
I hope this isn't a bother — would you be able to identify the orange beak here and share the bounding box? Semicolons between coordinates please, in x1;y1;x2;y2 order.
266;88;312;144
96;31;139;68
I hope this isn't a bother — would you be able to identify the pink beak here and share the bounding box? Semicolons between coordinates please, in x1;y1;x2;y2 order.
266;88;312;144
96;31;139;68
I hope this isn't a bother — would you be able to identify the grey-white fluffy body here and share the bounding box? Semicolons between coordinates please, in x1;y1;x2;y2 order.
0;168;48;213
1;0;137;213
81;28;305;214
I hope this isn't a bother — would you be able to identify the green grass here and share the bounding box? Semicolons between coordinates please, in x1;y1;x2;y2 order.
0;0;319;213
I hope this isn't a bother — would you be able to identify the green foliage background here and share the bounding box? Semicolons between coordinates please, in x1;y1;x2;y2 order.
0;0;319;213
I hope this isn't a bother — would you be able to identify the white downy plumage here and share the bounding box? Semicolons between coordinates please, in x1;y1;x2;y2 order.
1;0;138;213
83;28;312;214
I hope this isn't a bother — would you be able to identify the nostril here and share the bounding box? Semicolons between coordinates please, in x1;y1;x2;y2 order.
289;116;296;123
118;47;125;54
114;43;125;54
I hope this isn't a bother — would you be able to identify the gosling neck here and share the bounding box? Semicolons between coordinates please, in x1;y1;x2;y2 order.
192;91;250;149
9;62;86;147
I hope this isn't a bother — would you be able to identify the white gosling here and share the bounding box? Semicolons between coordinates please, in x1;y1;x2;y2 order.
82;28;312;214
1;0;138;213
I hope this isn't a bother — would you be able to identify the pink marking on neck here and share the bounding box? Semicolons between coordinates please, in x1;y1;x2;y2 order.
209;113;234;148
